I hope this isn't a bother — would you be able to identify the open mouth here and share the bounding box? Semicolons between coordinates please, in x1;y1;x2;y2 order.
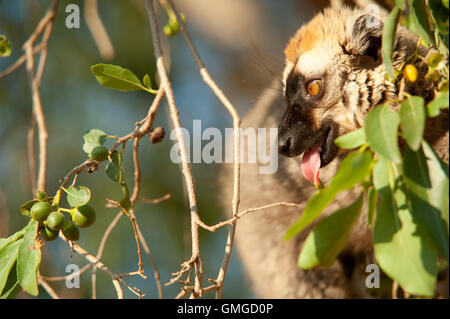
303;127;335;167
300;127;337;185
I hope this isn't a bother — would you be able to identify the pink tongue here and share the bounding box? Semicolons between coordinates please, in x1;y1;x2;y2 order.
301;148;321;186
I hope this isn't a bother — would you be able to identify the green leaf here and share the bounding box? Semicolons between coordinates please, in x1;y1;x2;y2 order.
0;35;12;57
428;0;449;35
327;150;373;191
0;229;25;251
285;150;373;240
365;104;401;163
66;186;91;207
17;220;41;296
382;6;401;79
428;52;445;68
83;128;107;154
427;92;449;117
0;240;21;294
373;158;390;191
373;184;438;297
143;74;152;89
298;194;364;269
0;264;21;299
90;64;155;93
403;143;449;260
400;95;425;151
106;151;123;182
407;0;435;46
367;187;379;227
334;128;367;149
285;190;335;241
19;199;38;218
443;0;449;9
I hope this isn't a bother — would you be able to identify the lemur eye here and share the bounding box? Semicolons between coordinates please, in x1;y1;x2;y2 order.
306;79;322;96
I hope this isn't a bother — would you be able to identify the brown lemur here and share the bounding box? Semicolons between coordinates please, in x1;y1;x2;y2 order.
219;7;449;298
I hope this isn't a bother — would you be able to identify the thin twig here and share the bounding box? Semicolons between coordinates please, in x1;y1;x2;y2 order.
137;194;171;204
91;211;123;299
198;202;303;232
164;0;242;298
0;43;44;79
39;276;61;299
23;0;59;192
59;232;143;299
27;117;37;195
145;0;204;297
84;0;115;60
392;280;399;299
105;199;147;279
40;263;92;282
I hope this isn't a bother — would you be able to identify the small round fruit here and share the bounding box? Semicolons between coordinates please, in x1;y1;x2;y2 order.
72;205;96;228
62;222;79;241
91;145;109;162
164;24;174;36
169;20;180;33
46;211;65;231
404;64;418;83
41;225;59;242
31;201;51;222
35;191;47;201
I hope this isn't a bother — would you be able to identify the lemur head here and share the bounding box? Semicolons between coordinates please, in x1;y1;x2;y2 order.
278;7;424;169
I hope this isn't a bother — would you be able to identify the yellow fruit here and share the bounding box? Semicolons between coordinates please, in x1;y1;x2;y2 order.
404;64;418;83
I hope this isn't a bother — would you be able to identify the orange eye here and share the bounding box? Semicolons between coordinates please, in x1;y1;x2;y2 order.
306;79;322;96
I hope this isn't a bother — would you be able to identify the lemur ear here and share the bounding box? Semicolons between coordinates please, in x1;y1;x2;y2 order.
342;14;384;62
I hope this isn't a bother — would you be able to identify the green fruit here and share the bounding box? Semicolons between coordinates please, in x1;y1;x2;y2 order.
46;211;65;231
164;24;174;36
41;225;59;242
35;191;47;201
72;205;96;228
31;201;51;222
169;20;180;33
91;145;109;162
62;222;79;241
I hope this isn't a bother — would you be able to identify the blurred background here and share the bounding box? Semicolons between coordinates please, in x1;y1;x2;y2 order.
0;0;385;298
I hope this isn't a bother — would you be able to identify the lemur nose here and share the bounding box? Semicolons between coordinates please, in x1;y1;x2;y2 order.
279;136;293;156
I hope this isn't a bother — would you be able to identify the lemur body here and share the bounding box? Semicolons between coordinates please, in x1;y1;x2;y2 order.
219;7;448;298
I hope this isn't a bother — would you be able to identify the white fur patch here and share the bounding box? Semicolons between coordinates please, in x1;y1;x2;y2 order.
296;47;333;76
282;62;295;88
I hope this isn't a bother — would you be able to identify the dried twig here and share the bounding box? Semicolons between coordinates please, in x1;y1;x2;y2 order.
27;117;37;195
198;202;303;232
161;0;242;298
91;211;123;299
23;0;60;192
40;263;93;282
59;232;143;299
84;0;115;60
38;276;61;299
145;0;205;297
137;194;171;204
